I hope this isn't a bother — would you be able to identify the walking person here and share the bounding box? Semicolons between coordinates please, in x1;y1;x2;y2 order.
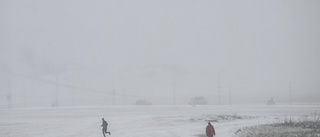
101;118;111;136
206;122;215;137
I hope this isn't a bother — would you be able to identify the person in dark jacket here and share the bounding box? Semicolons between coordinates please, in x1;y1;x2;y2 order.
101;118;111;137
206;122;215;137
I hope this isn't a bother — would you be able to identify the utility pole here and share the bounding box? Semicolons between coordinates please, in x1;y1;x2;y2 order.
122;85;125;106
72;87;75;107
229;83;231;105
7;80;12;109
218;74;221;105
289;82;291;105
112;80;115;105
173;83;176;106
56;77;59;107
23;92;26;108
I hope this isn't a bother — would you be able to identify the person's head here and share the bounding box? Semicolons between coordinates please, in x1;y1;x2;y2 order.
208;122;211;125
102;118;104;121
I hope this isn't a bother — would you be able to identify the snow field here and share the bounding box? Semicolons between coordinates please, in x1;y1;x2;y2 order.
0;105;319;137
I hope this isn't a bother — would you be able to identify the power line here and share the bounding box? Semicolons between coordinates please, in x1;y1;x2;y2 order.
0;70;111;94
0;70;155;105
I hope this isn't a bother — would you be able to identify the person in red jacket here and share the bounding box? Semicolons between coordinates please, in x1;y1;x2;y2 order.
206;122;215;137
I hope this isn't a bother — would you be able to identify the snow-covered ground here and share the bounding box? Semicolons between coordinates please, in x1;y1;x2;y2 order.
1;105;319;137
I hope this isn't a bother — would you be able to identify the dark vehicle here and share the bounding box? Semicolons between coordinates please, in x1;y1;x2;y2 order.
136;99;152;105
189;96;208;105
267;97;275;105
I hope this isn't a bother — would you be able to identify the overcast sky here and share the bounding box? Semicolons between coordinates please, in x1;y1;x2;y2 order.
1;0;320;107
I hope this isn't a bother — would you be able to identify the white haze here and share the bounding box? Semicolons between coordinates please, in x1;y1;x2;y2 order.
0;0;320;107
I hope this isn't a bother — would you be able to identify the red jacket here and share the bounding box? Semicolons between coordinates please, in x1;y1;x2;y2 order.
206;124;215;136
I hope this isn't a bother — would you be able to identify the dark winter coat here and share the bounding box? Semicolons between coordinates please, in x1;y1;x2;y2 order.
102;120;108;128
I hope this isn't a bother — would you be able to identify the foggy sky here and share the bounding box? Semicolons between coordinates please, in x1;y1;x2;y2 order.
1;0;320;107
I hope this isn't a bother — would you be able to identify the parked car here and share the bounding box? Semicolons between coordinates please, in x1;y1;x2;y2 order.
136;99;152;105
189;96;208;105
267;97;275;105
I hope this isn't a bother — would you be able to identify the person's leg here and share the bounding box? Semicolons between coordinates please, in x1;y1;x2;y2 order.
106;127;111;135
102;128;106;137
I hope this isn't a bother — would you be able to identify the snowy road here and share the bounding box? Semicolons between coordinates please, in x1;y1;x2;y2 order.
1;105;319;137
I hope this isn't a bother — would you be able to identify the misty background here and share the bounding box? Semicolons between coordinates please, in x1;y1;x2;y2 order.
1;0;319;108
